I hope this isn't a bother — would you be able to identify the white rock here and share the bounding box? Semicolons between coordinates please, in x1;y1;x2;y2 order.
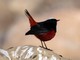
0;45;71;60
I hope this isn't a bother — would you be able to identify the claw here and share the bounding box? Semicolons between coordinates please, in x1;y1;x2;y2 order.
45;48;53;51
39;46;53;51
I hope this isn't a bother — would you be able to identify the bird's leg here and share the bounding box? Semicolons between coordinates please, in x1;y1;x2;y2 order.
40;41;44;48
43;42;52;51
43;42;48;49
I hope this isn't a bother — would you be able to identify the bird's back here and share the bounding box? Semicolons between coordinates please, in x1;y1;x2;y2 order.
38;20;57;32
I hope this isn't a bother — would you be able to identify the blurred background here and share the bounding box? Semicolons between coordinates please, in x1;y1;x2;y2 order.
0;0;80;60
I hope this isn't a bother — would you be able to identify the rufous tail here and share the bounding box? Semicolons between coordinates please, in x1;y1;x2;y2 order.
25;9;37;27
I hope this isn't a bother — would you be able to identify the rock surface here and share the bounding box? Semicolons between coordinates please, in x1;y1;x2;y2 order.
0;45;71;60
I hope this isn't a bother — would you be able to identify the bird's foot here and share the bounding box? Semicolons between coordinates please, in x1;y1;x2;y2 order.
45;48;53;51
39;46;52;51
39;46;44;48
59;55;63;57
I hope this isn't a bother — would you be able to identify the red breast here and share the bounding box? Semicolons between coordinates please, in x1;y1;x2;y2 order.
35;30;56;41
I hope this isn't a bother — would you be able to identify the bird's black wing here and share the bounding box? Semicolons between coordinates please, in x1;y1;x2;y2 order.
25;24;49;35
38;21;52;30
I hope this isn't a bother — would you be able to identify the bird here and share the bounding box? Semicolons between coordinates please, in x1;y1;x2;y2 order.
25;9;59;50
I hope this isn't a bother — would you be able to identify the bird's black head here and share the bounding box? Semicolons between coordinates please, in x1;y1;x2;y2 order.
44;18;59;32
46;18;59;23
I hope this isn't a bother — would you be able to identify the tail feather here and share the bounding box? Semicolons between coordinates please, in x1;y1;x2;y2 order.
25;9;37;27
25;9;33;19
